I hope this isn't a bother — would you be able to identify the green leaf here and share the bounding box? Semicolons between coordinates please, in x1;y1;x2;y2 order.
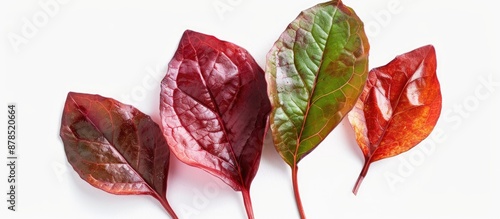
266;0;370;167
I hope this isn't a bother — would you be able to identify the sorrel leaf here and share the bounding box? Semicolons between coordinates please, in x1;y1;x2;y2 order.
265;0;369;217
60;92;177;218
159;30;271;219
348;45;442;194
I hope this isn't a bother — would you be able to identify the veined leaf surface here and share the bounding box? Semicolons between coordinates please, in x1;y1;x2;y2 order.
265;0;369;217
266;0;370;167
60;92;177;218
160;30;271;219
348;45;442;194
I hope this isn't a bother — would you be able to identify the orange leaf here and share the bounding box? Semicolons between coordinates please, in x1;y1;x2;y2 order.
348;45;442;194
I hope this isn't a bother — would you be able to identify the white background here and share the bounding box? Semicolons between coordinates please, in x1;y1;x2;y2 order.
1;0;499;218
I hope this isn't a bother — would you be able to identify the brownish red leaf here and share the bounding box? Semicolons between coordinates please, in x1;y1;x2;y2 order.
60;92;177;218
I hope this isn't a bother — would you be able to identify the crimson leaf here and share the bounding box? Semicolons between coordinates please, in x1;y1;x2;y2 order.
60;92;178;218
159;30;271;219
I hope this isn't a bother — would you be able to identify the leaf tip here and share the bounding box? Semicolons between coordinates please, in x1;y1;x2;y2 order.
66;91;79;99
423;44;435;51
182;29;196;36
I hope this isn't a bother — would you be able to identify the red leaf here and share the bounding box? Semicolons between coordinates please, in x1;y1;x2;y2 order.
348;45;442;194
160;30;271;218
60;92;177;218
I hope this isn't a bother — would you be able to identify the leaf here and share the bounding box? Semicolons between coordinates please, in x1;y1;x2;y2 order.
348;45;442;194
159;30;271;219
265;0;369;217
60;92;177;219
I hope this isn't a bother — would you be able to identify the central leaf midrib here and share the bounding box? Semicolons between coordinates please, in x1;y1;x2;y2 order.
186;36;245;188
294;4;340;162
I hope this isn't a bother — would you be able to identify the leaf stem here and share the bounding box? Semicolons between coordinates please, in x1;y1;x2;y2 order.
241;188;255;219
292;165;306;219
152;193;179;219
352;160;371;195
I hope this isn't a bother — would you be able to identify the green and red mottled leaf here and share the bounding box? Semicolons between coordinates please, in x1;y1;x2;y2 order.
266;0;369;167
265;0;369;217
60;92;177;218
159;30;271;218
348;45;442;194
